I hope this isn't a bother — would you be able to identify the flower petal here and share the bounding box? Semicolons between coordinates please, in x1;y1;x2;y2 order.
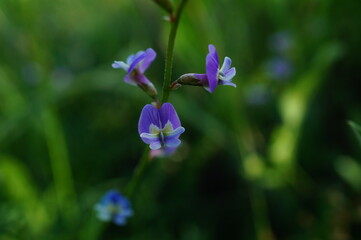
220;57;232;73
223;67;236;81
138;104;161;135
114;214;127;226
127;52;146;74
219;80;237;87
126;51;144;65
149;141;162;150
124;75;137;86
206;46;219;93
95;205;112;221
95;190;133;226
162;146;177;156
136;74;152;85
139;132;162;150
140;132;159;144
124;52;147;85
112;61;129;71
208;44;219;64
139;48;156;73
165;126;185;139
165;138;181;148
206;57;218;92
159;103;181;129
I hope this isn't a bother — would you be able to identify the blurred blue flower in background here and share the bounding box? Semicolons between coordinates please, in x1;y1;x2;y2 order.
266;56;293;81
95;190;133;226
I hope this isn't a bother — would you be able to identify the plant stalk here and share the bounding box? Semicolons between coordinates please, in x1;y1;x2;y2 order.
161;0;188;104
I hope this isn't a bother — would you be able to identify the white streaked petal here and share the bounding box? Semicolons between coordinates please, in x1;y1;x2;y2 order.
150;141;162;150
223;67;236;81
112;61;129;71
220;57;232;73
219;80;236;87
140;132;159;140
165;126;185;137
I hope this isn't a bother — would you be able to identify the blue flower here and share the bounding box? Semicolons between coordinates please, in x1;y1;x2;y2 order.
175;44;236;93
95;190;133;226
138;103;185;151
202;44;236;92
112;48;158;97
266;57;293;81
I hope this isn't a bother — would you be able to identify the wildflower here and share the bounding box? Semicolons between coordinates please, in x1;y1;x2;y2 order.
112;48;158;97
138;103;185;151
266;57;293;81
95;190;133;226
172;44;236;92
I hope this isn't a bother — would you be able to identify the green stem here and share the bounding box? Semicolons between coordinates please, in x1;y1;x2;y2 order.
161;0;188;104
124;0;188;200
125;147;150;198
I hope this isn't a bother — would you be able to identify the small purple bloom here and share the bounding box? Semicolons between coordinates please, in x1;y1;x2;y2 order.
195;44;236;93
266;57;293;80
95;190;133;226
112;48;157;96
138;103;185;151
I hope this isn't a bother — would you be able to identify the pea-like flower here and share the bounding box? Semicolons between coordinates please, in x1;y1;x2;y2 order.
138;103;185;151
95;190;133;226
266;56;293;81
173;44;236;93
112;48;158;97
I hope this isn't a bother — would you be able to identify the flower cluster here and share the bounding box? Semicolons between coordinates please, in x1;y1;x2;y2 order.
111;44;236;154
97;43;236;226
266;31;294;81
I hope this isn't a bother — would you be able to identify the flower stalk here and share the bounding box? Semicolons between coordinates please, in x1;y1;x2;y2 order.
161;0;188;104
124;0;188;201
125;147;150;198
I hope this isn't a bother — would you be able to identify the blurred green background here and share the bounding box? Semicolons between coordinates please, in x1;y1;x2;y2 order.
1;0;361;239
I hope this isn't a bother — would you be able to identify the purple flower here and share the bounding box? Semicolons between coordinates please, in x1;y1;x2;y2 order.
266;57;293;80
195;44;236;93
112;48;157;96
95;190;133;226
138;103;185;151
